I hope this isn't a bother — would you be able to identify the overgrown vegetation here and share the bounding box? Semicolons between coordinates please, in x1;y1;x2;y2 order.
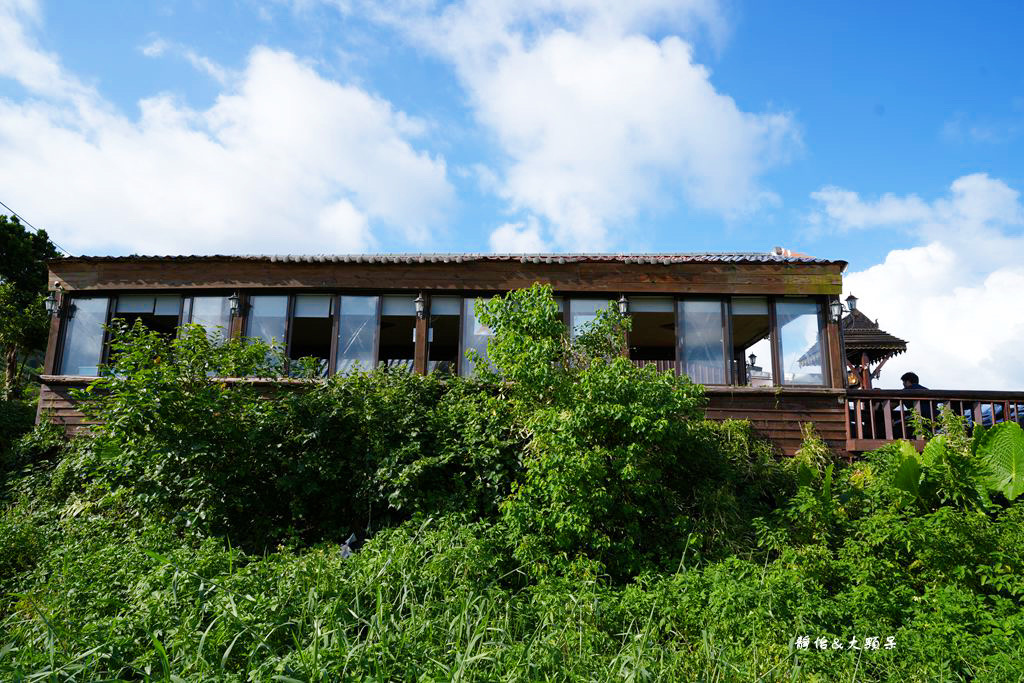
1;284;1022;681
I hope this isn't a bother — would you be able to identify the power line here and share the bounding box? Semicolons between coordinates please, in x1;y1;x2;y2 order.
0;199;73;256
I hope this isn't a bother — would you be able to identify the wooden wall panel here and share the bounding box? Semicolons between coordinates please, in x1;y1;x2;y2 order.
705;388;848;458
50;260;844;296
37;383;98;436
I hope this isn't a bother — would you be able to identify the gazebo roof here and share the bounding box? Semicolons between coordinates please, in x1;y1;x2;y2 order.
842;309;908;364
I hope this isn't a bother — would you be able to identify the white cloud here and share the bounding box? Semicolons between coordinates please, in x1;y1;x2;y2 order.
370;0;798;251
0;0;453;255
811;173;1024;390
489;217;550;252
141;37;232;85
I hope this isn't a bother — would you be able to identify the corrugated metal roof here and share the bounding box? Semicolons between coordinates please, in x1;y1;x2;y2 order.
53;252;846;266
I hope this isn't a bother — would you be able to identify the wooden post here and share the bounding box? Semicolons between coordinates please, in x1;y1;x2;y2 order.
860;352;872;389
42;289;65;375
414;295;429;375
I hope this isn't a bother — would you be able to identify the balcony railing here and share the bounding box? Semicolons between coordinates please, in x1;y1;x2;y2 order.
847;389;1024;452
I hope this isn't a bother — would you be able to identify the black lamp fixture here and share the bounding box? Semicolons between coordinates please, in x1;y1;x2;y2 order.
44;281;61;317
617;294;629;316
414;292;426;319
845;293;858;312
748;352;757;368
829;297;844;323
228;291;241;317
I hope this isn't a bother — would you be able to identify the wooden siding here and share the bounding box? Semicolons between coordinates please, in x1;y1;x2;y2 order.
705;387;848;458
49;260;843;296
37;381;99;436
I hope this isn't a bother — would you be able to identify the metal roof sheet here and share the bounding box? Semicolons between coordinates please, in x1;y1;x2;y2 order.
52;252;846;266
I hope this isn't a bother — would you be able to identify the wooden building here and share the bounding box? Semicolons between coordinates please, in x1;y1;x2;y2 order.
37;252;850;456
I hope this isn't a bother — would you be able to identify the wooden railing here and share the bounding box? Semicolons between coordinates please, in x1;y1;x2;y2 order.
847;389;1024;452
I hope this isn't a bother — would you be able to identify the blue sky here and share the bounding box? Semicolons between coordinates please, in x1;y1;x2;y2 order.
1;0;1022;388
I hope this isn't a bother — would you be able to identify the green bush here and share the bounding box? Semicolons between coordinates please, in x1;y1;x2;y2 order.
0;398;35;471
1;286;1021;680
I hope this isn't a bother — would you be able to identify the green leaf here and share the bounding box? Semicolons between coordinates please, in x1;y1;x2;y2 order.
921;434;947;466
893;447;922;501
974;422;1024;501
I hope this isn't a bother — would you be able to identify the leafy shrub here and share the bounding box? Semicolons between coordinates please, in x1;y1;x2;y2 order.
1;286;1021;679
0;398;35;472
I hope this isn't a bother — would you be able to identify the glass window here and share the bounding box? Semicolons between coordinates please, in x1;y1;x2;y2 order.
678;300;726;384
776;298;825;386
289;294;333;376
246;295;288;348
569;299;609;340
731;297;773;386
113;294;181;336
460;297;493;376
629;297;675;365
379;296;416;371
336;295;379;374
188;296;232;341
59;297;109;376
428;295;460;374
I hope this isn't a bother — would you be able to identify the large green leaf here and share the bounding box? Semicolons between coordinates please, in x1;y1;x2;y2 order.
974;422;1024;501
893;442;922;502
921;434;947;466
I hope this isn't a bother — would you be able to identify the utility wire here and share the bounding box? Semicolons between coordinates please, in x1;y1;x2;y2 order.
0;199;73;256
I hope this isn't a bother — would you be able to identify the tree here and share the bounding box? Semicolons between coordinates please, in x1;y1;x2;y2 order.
0;215;60;399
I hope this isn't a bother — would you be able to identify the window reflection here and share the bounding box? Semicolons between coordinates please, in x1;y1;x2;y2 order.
246;295;288;348
336;295;378;374
569;299;608;340
777;298;825;385
678;299;726;384
187;296;231;341
460;297;492;376
731;297;773;386
59;297;109;376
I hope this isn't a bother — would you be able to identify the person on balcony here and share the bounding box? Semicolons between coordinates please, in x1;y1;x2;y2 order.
899;371;935;425
901;372;928;390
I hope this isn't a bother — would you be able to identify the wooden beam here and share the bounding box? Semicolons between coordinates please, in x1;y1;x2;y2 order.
49;260;845;296
414;295;429;375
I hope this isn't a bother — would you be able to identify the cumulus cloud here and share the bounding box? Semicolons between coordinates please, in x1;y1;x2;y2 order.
0;0;453;255
371;0;798;251
489;216;550;252
810;173;1024;390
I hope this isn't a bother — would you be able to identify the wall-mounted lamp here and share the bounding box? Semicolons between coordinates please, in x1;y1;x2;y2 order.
414;292;426;319
45;281;62;317
228;291;242;317
748;352;757;368
617;294;629;316
845;293;858;312
828;298;844;323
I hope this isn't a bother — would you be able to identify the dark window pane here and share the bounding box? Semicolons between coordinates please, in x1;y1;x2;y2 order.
289;294;332;376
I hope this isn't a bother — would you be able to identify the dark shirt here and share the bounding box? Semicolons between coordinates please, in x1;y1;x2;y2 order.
904;383;928;391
